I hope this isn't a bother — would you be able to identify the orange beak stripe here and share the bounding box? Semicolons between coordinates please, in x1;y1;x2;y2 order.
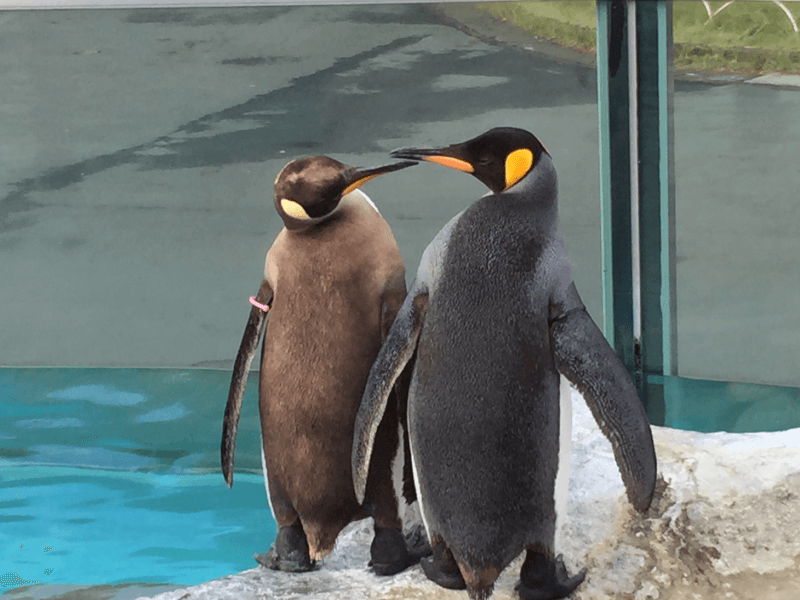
341;173;380;197
422;155;475;173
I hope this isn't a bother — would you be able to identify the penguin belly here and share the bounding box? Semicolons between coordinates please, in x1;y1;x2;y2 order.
407;287;563;587
258;271;383;559
553;374;573;552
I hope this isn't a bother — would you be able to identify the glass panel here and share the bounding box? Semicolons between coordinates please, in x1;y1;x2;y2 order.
673;58;800;388
675;81;800;388
667;0;800;432
0;3;602;370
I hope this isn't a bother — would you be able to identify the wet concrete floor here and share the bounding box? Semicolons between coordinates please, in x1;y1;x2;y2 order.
1;4;798;387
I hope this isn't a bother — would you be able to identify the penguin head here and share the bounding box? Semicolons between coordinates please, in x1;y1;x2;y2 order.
273;156;415;231
390;127;549;194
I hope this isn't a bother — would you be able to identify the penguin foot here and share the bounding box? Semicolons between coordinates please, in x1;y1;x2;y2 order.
370;527;416;576
516;554;586;600
420;544;466;590
405;523;432;560
254;523;316;573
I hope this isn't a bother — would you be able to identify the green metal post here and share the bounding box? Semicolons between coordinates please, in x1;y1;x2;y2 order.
596;1;676;422
658;1;678;379
596;1;614;344
596;0;634;370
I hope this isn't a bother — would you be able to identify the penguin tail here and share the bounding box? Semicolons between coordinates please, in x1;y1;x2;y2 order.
463;564;500;600
465;580;495;600
302;521;339;562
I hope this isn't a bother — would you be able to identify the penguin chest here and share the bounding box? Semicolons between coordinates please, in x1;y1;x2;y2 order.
258;236;390;473
260;283;381;420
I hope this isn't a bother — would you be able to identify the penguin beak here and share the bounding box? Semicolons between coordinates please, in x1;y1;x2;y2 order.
390;146;475;174
340;160;417;196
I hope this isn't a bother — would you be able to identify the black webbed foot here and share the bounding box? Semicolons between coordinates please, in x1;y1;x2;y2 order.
420;543;466;590
405;523;432;560
254;522;316;573
370;527;416;575
516;552;586;600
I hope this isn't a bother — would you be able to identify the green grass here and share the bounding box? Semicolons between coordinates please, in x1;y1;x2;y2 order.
474;1;800;75
475;0;597;52
673;1;800;73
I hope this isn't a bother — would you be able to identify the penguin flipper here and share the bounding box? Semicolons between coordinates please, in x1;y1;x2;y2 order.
378;272;418;506
352;288;428;504
550;284;657;513
221;279;273;488
378;271;419;505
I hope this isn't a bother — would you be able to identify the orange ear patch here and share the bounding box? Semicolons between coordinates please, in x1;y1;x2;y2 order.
504;148;534;190
423;155;475;173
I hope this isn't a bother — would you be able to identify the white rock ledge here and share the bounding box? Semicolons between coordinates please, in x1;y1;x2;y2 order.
136;389;800;600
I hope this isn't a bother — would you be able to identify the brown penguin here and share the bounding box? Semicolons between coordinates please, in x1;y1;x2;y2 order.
221;155;418;574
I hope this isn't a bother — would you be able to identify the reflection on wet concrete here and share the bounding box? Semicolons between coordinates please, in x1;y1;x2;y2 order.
674;82;800;386
0;4;600;371
0;4;798;388
1;24;595;210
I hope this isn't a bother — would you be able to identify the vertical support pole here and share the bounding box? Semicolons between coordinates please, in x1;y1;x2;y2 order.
659;1;678;379
596;0;634;371
635;1;677;424
596;0;614;343
596;0;676;422
627;0;642;352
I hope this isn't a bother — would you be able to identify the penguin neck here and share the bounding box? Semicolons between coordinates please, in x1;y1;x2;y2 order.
345;188;381;216
284;190;369;238
481;170;558;237
507;155;559;232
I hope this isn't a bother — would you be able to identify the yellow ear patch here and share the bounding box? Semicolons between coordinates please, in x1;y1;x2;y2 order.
280;199;310;220
423;155;475;173
341;173;380;197
504;148;534;190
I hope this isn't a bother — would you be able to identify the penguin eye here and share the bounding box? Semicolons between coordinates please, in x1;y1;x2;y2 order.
476;157;493;167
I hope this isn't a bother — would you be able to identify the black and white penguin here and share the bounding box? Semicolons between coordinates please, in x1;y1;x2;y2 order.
221;155;420;575
352;128;657;600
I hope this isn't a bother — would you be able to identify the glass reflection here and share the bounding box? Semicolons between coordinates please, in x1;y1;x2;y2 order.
0;3;601;370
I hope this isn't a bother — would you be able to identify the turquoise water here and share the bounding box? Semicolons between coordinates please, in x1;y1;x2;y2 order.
3;367;800;592
1;368;276;589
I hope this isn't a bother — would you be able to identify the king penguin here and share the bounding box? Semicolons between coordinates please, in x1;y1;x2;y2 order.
221;155;420;575
352;128;657;600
